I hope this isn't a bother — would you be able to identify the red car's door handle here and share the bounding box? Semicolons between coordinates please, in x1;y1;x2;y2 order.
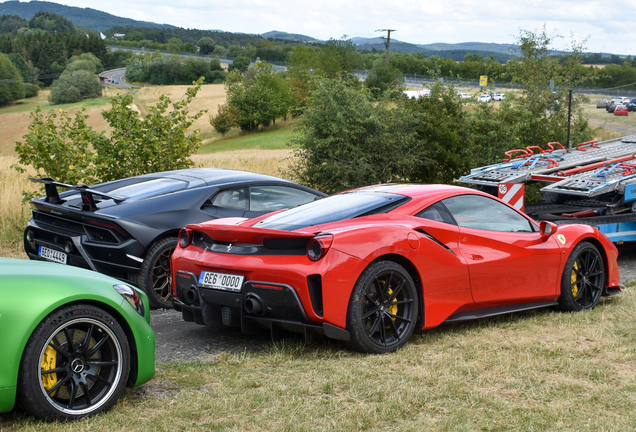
469;254;484;260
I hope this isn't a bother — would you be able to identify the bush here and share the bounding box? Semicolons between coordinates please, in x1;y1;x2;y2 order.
49;70;101;104
23;82;39;98
0;53;25;105
291;79;418;193
210;104;239;136
13;79;207;189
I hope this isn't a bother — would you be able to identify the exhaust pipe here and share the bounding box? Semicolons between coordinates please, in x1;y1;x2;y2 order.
244;294;263;314
185;287;199;305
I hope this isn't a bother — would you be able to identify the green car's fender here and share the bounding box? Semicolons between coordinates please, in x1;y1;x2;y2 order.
0;258;155;414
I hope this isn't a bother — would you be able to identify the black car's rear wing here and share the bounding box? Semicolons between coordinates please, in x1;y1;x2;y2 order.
30;177;126;211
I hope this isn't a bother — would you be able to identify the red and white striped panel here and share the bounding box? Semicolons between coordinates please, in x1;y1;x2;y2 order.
498;183;524;212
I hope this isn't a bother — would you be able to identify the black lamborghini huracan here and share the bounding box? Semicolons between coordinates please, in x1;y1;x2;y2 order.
24;168;327;308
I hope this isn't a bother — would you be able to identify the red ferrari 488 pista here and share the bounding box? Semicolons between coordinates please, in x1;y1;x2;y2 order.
171;184;621;353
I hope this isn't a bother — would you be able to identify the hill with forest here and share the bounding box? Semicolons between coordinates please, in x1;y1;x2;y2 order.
350;37;514;62
0;0;174;31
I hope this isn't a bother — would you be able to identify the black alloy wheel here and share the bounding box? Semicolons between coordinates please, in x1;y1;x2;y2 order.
139;237;177;309
558;241;605;311
347;261;418;354
17;305;130;421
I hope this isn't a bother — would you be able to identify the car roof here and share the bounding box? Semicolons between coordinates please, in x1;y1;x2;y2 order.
134;168;295;186
347;183;480;201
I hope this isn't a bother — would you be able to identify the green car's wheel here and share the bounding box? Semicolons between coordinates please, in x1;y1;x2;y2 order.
347;261;419;354
17;304;130;421
139;237;177;309
558;241;605;311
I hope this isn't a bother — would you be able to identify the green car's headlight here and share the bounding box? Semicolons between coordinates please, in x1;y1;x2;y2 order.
113;284;145;317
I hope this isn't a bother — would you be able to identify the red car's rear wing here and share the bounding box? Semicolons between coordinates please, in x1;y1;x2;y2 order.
30;177;126;211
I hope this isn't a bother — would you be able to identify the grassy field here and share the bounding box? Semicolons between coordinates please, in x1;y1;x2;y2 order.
0;84;230;156
1;288;635;431
2;88;636;430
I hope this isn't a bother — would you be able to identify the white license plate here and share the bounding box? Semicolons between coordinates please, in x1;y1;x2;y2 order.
38;246;67;264
198;271;244;292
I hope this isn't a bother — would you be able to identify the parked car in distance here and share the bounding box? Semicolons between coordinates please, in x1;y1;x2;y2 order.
457;92;471;99
0;258;155;421
615;104;628;116
24;169;327;309
618;97;630;104
492;93;506;101
625;102;636;112
477;94;492;103
171;184;622;354
607;101;621;113
596;99;609;108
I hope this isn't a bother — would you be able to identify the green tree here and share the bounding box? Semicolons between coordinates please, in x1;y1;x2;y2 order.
167;37;182;53
364;60;404;100
0;53;25;105
12;107;99;187
95;78;207;181
198;37;216;55
49;70;102;104
228;55;250;73
316;37;358;78
65;59;96;73
29;11;75;34
124;31;144;42
14;80;207;188
290;79;417;193
224;62;293;131
7;53;30;77
474;26;592;155
210;103;239;136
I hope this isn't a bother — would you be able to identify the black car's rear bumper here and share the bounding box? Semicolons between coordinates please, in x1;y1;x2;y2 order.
24;217;146;280
173;270;350;341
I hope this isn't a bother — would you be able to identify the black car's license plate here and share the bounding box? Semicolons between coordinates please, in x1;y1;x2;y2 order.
38;246;67;264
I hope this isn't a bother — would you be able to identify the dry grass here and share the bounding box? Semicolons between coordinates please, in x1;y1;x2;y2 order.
0;156;38;259
192;149;295;178
2;291;635;431
0;150;294;260
0;84;228;156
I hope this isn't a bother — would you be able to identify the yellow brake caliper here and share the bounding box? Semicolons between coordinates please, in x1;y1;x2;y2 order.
385;287;398;328
571;261;579;297
41;343;58;393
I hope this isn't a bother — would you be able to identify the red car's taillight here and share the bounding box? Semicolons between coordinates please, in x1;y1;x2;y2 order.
178;228;193;248
307;234;333;261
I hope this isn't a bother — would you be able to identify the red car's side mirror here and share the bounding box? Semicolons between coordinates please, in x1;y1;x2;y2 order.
540;220;558;239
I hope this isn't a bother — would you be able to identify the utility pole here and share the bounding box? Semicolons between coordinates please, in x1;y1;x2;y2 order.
376;29;396;66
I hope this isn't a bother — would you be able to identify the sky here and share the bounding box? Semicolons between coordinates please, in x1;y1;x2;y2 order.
37;0;636;55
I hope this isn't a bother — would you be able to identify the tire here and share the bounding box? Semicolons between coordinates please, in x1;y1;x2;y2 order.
139;237;177;309
346;261;419;354
17;304;130;421
558;241;605;311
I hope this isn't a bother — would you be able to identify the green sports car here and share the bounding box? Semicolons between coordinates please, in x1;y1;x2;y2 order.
0;258;155;421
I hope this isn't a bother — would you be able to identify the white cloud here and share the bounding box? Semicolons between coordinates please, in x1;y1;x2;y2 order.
37;0;633;53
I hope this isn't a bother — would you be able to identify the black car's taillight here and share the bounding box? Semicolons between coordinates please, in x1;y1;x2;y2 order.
179;228;193;248
307;234;333;261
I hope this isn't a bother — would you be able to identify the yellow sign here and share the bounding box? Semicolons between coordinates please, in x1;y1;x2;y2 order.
479;75;488;87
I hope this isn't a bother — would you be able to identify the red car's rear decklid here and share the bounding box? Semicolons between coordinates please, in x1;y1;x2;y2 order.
186;222;315;244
